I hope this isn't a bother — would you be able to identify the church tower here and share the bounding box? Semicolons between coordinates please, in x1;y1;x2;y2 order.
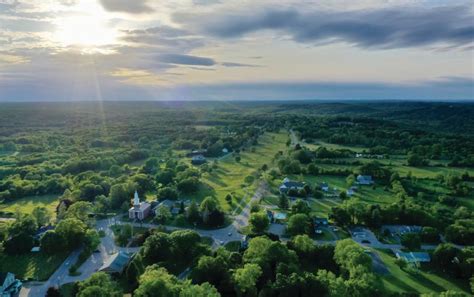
133;191;140;209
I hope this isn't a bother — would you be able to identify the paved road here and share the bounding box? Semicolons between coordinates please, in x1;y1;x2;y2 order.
349;227;438;250
20;217;139;297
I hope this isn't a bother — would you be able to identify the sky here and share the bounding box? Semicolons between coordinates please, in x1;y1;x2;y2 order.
0;0;473;101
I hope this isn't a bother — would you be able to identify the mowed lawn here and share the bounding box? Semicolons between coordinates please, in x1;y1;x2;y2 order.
196;132;289;212
289;174;398;205
375;249;470;295
0;194;59;216
0;251;69;281
301;138;474;179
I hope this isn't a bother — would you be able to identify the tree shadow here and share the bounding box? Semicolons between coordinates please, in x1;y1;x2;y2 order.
409;270;446;292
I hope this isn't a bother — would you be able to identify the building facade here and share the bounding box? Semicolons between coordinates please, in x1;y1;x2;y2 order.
128;191;151;220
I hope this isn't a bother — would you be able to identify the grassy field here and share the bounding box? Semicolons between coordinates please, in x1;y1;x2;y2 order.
0;251;69;281
193;132;288;212
0;194;59;217
300;138;474;180
375;249;470;295
302;140;365;153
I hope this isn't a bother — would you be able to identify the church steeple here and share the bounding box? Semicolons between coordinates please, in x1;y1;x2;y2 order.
133;191;140;208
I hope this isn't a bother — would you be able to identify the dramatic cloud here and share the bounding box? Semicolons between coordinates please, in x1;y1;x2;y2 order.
121;26;204;50
177;5;474;49
99;0;154;14
0;0;472;101
158;54;216;66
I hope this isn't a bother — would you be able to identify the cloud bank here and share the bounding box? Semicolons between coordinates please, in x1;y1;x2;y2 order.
177;5;474;49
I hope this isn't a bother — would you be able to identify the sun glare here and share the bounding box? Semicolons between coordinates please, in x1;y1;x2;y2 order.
53;2;117;48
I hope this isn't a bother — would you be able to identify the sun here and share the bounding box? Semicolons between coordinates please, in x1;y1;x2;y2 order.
53;3;118;48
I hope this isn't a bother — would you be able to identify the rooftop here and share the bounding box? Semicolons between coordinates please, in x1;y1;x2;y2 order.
100;251;133;273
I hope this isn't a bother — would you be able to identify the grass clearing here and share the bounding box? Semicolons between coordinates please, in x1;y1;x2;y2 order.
194;132;288;212
0;194;59;217
0;251;69;281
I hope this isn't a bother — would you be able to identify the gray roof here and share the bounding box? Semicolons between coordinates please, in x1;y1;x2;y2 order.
281;181;305;188
100;252;132;274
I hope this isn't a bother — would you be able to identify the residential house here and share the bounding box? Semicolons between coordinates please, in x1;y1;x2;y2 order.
314;217;329;227
153;199;173;214
30;247;40;253
320;182;329;192
356;175;374;185
191;155;207;165
279;177;305;194
273;212;287;223
128;191;151;220
346;186;357;197
0;272;22;297
152;199;188;216
99;251;133;274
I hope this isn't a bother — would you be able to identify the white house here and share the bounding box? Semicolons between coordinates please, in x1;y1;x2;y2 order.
356;175;374;185
128;191;151;220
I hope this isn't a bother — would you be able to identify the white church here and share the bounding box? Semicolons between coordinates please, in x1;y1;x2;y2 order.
128;191;151;220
